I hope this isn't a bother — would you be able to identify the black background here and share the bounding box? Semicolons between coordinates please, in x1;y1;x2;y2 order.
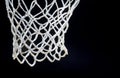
0;0;112;76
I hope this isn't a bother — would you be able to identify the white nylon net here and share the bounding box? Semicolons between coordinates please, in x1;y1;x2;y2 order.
5;0;80;67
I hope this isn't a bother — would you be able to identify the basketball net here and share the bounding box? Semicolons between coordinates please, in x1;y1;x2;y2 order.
5;0;80;67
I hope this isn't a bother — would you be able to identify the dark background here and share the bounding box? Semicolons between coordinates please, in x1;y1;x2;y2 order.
0;0;112;76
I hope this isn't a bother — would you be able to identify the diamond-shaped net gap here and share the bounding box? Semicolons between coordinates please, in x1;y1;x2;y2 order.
5;0;80;67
